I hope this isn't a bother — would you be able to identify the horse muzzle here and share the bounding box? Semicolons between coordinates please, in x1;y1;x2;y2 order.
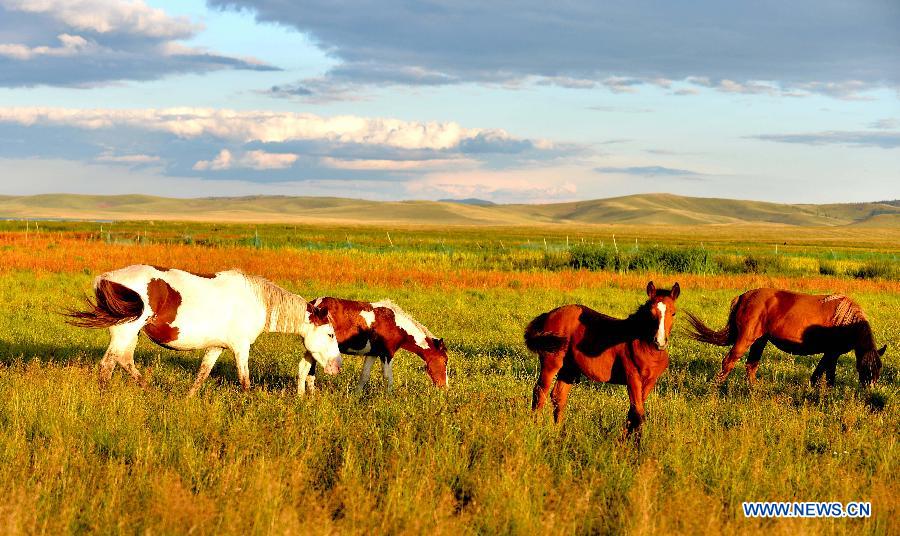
323;355;342;376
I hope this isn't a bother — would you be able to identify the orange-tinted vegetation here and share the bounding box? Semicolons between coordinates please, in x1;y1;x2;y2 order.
3;234;897;294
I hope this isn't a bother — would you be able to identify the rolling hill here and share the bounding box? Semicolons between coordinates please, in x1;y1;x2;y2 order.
0;193;898;227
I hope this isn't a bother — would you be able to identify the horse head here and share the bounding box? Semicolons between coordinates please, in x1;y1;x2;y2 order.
421;337;449;387
304;303;343;375
857;344;885;386
644;281;681;351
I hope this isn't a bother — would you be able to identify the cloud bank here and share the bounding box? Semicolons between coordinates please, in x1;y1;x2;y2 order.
0;0;276;87
0;106;563;184
211;0;900;99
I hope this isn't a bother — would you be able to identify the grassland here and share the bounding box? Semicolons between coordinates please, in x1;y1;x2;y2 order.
0;221;897;534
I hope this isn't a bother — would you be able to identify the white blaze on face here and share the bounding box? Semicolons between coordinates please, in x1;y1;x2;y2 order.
655;302;667;348
360;310;375;327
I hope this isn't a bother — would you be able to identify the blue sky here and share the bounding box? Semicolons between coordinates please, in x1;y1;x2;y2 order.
0;0;897;203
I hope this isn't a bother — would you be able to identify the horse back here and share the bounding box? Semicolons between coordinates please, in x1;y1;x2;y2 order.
313;297;399;355
739;288;864;351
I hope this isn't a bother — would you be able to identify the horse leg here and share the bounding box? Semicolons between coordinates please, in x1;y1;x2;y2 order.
306;360;317;393
623;372;646;443
357;355;377;392
102;321;145;388
532;351;564;413
550;365;578;424
232;343;251;391
745;338;768;389
810;352;841;387
381;355;394;393
824;353;842;387
187;347;224;397
297;352;314;396
640;374;660;402
714;335;757;386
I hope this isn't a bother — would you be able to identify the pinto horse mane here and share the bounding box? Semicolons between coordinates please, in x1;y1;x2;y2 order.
241;273;312;334
825;294;868;326
372;299;435;339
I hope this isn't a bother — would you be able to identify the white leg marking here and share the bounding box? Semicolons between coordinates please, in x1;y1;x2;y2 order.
358;355;377;391
188;347;224;396
297;353;314;396
383;358;394;391
233;344;251;391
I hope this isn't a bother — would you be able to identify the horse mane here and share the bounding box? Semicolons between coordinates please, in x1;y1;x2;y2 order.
372;299;435;338
825;295;867;326
627;299;657;331
242;272;309;333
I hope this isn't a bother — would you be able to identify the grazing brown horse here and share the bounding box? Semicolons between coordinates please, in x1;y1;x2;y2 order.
525;281;680;438
685;288;885;387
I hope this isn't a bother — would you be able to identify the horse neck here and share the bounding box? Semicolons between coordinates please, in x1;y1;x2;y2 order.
852;320;877;356
252;278;309;335
624;305;654;339
398;337;427;359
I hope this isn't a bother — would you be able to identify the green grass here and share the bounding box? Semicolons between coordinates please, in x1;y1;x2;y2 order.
0;270;897;534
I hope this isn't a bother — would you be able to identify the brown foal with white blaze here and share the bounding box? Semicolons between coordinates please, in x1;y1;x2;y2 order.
686;288;885;388
302;297;448;393
526;281;680;438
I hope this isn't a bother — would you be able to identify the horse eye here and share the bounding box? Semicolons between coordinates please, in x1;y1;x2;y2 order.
329;333;335;338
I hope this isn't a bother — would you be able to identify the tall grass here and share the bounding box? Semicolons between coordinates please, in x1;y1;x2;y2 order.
0;271;896;534
569;244;719;274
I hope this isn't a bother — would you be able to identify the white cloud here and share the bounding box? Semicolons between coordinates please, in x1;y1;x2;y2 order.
193;149;299;170
320;157;477;171
0;34;95;60
0;107;529;151
0;0;197;38
0;0;273;87
95;153;160;164
407;168;579;203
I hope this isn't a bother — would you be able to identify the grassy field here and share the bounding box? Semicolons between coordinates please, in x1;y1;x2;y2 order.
0;222;897;534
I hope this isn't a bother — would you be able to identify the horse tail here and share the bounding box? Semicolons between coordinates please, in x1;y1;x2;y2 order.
524;311;568;354
684;295;740;346
64;279;144;328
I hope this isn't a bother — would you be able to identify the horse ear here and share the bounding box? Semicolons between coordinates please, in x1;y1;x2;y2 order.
315;305;329;320
646;281;656;297
671;282;680;300
434;337;446;350
878;345;887;356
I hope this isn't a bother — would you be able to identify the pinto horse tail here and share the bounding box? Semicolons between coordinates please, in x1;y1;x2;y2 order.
684;296;740;346
524;311;568;354
64;279;144;328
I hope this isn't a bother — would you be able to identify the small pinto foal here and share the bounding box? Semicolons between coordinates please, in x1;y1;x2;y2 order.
302;297;448;393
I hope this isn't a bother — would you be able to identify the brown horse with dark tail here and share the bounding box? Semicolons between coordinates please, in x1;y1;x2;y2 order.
525;281;680;439
685;288;885;388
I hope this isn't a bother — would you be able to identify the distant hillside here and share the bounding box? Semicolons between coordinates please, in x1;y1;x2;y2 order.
438;198;497;206
1;192;898;227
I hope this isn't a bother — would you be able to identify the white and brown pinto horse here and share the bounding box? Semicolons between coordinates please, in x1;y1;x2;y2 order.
302;297;448;393
66;264;342;395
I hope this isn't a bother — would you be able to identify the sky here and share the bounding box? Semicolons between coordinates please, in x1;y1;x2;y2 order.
0;0;897;204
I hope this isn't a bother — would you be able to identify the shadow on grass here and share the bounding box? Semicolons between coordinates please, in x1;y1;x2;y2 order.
0;338;301;393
